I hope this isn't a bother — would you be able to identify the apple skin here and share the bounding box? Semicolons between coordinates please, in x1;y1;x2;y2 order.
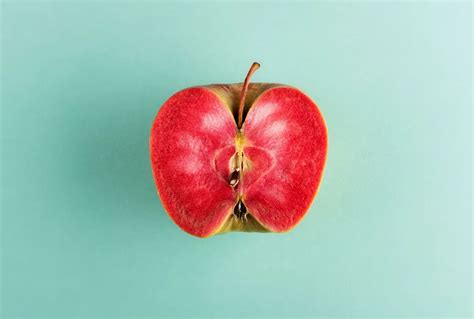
150;81;327;238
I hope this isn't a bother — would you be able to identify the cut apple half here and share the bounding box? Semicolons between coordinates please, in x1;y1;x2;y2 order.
150;63;327;237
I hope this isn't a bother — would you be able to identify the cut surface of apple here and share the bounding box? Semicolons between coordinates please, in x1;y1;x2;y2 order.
150;63;327;237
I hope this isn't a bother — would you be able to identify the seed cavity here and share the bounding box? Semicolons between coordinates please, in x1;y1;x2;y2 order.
228;151;244;188
228;169;240;188
233;199;248;221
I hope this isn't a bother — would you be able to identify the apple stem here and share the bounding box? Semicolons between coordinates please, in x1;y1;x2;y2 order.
237;62;260;129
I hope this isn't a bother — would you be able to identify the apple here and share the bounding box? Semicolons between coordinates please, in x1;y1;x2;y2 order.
150;63;327;237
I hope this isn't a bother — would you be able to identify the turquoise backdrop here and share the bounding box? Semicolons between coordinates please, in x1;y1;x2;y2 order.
1;2;472;318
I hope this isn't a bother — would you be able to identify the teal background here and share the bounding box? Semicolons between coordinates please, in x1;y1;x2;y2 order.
1;1;472;318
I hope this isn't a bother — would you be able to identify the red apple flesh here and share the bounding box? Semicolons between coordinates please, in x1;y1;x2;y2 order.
150;63;327;237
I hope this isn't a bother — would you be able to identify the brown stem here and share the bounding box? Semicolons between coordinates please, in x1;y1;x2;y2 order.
237;62;260;129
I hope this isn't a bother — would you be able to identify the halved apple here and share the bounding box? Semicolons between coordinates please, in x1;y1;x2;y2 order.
150;63;327;237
